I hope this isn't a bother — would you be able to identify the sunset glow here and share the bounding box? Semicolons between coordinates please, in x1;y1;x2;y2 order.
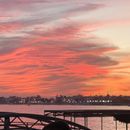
0;0;130;96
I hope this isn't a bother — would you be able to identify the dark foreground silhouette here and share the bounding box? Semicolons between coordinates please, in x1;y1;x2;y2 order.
43;121;71;130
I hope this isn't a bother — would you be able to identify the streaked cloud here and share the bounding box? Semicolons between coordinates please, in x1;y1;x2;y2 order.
0;0;129;96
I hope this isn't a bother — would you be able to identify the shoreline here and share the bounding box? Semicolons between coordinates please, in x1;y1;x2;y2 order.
0;104;129;106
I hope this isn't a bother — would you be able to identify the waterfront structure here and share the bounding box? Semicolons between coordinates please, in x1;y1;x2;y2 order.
0;112;89;130
45;109;130;130
0;95;130;105
0;109;130;130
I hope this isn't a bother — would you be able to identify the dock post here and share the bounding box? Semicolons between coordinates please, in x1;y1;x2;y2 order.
73;116;76;129
63;114;65;120
84;117;88;127
53;113;56;118
70;115;72;122
115;120;117;130
4;116;10;130
126;123;128;130
74;116;76;123
101;117;103;130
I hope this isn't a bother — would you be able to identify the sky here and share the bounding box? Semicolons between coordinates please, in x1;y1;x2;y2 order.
0;0;130;96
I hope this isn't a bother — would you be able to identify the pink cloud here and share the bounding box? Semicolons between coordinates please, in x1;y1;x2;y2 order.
0;23;23;33
0;0;126;96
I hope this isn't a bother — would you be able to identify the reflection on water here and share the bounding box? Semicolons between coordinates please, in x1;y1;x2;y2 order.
0;105;130;130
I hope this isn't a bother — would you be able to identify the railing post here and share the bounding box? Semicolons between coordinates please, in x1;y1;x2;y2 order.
101;117;103;130
4;116;10;130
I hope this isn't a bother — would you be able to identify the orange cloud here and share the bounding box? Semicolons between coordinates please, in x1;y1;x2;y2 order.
0;37;117;96
0;0;128;96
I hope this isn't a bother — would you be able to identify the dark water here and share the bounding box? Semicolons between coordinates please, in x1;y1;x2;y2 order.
0;105;129;130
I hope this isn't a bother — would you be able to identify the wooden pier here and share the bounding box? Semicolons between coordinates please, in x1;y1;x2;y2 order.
44;109;130;130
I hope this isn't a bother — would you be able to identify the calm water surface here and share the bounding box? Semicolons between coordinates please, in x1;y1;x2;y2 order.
0;105;130;130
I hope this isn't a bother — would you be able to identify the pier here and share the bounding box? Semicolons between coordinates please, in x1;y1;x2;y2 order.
44;109;130;130
0;109;130;130
0;112;89;130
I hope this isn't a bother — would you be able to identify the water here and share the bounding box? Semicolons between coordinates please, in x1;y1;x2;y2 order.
0;105;130;130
